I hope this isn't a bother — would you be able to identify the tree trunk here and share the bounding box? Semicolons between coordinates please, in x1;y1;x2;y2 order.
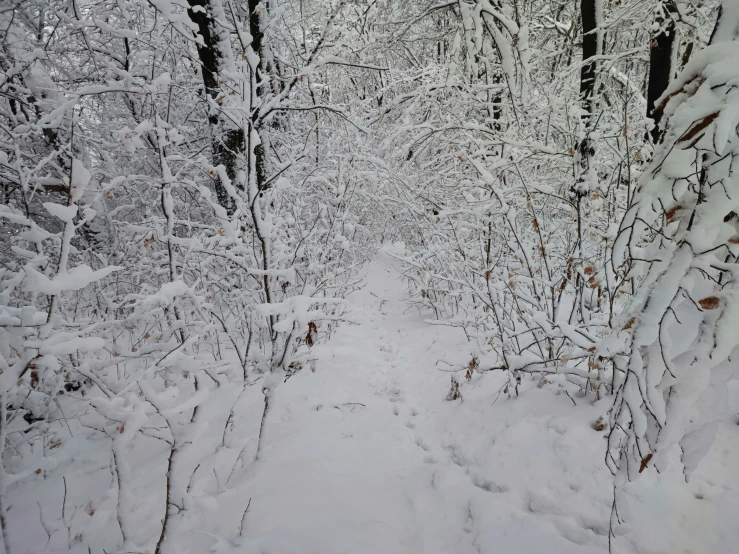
188;0;244;212
646;1;677;144
579;0;597;123
248;0;269;192
576;0;599;190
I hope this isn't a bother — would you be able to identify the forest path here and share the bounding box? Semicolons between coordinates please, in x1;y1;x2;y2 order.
213;248;738;554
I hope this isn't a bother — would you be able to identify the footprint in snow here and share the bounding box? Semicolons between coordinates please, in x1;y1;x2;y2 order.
469;474;507;493
386;387;404;402
443;444;508;494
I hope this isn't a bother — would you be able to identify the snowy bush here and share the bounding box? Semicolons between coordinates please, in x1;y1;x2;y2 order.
607;37;739;483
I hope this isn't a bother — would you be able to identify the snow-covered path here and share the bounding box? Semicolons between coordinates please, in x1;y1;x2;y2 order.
223;251;738;554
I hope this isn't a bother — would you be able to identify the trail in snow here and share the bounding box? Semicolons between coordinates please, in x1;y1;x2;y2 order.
203;250;739;554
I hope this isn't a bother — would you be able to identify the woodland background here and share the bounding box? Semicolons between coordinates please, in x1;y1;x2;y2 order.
1;0;738;552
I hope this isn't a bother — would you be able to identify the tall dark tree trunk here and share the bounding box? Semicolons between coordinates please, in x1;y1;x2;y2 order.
646;1;677;144
576;0;599;190
188;0;244;212
579;0;597;123
248;0;269;192
680;41;694;70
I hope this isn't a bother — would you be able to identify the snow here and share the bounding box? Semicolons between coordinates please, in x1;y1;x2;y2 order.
70;158;91;200
23;264;123;295
6;251;739;554
39;335;105;355
178;252;739;553
256;295;344;333
43;202;77;223
712;0;739;44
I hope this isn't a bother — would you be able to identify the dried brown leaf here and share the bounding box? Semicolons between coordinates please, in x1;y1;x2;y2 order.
639;452;653;473
677;112;719;145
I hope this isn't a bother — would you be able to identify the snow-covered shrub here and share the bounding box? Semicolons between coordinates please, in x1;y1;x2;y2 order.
606;38;739;483
371;0;652;399
0;0;381;551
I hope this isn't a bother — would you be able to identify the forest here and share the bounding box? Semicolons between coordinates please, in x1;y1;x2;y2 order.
1;0;738;552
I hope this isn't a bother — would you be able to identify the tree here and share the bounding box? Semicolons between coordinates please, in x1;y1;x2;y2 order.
607;0;739;525
646;1;678;143
187;0;246;211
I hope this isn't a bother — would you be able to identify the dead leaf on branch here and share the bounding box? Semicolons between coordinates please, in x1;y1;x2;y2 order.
665;206;681;222
306;321;318;347
639;452;653;473
698;296;720;310
592;417;607;432
677;112;719;145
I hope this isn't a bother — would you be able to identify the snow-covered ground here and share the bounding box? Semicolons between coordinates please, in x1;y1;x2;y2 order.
13;250;738;554
213;250;739;554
